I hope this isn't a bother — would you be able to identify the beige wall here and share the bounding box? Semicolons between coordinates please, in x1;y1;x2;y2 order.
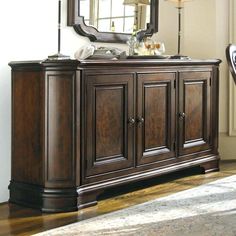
156;0;178;54
183;0;229;133
183;0;234;160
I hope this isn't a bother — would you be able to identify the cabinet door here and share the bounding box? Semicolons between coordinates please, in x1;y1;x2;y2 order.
137;72;176;165
84;73;134;177
178;71;212;156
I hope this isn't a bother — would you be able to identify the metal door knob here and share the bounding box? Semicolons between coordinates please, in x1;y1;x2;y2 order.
179;112;186;120
128;117;135;126
137;117;144;126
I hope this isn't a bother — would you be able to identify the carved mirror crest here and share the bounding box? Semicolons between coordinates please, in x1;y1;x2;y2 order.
67;0;159;43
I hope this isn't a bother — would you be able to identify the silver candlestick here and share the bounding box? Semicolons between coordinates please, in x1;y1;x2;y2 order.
47;0;70;60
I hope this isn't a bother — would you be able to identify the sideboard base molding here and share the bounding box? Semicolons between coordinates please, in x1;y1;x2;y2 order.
9;181;78;213
200;159;220;173
9;156;219;212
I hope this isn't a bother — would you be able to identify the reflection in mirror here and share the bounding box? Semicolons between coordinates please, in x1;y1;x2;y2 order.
67;0;158;43
79;0;150;33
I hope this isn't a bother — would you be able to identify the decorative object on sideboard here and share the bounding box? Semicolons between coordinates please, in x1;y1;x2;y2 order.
124;0;150;55
74;45;126;60
166;0;192;59
127;35;165;56
47;0;70;60
127;32;138;56
143;36;165;55
74;44;96;60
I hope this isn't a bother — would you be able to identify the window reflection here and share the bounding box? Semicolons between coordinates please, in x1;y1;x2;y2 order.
79;0;150;33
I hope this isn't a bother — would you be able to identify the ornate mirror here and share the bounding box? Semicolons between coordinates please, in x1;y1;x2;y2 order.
67;0;159;43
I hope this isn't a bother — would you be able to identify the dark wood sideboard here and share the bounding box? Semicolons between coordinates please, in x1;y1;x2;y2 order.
9;58;221;212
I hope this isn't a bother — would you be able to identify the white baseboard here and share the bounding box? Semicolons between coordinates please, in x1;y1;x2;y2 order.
219;133;236;160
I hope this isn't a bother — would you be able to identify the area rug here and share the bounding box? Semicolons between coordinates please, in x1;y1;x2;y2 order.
35;175;236;236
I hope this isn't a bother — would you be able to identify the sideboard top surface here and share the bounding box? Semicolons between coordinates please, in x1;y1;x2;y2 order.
9;58;222;71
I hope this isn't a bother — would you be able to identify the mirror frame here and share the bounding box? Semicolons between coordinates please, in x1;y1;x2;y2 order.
67;0;159;43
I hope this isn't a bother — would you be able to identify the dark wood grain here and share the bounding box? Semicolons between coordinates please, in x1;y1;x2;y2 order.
46;72;75;188
95;86;124;159
9;59;221;212
185;81;203;141
9;62;79;212
145;84;167;148
137;72;176;165
178;71;211;156
12;71;43;185
84;73;134;178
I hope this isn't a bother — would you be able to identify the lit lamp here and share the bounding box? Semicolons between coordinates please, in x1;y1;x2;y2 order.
123;0;150;32
47;0;70;60
166;0;192;59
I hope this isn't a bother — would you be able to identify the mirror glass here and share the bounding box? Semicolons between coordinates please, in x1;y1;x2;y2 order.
79;0;150;33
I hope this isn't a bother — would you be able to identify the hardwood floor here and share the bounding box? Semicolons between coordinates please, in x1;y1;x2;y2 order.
1;161;236;236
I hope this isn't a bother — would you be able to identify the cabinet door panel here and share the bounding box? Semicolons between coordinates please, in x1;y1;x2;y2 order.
179;71;211;156
84;74;134;177
95;87;124;159
137;73;176;165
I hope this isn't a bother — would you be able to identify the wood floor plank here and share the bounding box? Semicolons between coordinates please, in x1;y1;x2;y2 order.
0;161;236;236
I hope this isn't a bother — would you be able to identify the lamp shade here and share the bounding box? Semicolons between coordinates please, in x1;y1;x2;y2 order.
123;0;149;6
